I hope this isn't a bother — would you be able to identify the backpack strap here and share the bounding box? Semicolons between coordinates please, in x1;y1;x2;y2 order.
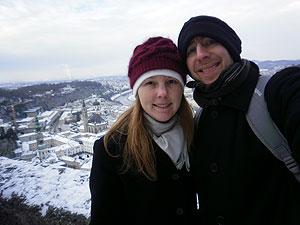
246;75;300;182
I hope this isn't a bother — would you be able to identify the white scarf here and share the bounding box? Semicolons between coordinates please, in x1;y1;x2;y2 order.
144;113;190;171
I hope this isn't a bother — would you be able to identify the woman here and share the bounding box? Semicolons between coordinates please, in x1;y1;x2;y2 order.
89;36;196;225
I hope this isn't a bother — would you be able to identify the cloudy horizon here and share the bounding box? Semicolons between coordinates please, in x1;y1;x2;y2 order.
1;0;300;83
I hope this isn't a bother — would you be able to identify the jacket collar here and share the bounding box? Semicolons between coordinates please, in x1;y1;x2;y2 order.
219;62;259;112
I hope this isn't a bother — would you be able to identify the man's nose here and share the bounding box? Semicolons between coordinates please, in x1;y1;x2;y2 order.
196;44;210;60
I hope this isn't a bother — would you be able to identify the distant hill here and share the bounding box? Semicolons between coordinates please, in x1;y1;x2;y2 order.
253;59;300;70
0;80;119;122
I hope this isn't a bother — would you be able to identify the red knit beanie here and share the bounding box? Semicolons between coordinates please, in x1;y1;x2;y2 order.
128;36;187;95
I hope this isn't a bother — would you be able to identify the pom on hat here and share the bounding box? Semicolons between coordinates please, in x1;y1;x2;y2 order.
178;15;242;62
128;36;187;95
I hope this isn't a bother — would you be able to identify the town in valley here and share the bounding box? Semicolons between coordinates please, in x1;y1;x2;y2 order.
1;60;300;171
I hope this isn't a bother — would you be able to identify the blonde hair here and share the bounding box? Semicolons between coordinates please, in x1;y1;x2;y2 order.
104;94;194;180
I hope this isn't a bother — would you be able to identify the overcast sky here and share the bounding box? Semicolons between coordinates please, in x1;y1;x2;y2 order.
1;0;300;83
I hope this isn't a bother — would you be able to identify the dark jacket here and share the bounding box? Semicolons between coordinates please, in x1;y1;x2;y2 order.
89;134;197;225
192;64;300;225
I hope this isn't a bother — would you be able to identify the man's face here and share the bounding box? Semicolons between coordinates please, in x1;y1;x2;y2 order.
186;37;234;84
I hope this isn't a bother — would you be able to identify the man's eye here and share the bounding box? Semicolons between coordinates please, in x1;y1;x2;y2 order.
203;39;217;47
186;47;196;56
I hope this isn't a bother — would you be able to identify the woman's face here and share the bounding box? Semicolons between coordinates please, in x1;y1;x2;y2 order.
137;75;183;122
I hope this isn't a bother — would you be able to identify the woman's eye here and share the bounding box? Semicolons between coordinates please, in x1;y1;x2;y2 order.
167;79;178;85
144;81;154;86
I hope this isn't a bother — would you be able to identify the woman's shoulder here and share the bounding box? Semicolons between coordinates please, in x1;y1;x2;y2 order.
93;132;127;156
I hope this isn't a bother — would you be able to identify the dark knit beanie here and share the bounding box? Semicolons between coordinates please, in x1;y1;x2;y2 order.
128;36;187;95
178;15;242;62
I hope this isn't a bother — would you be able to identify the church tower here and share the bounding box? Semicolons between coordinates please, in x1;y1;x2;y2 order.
35;116;46;150
82;100;88;133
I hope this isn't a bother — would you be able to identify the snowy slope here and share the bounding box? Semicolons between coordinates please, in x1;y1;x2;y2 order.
0;156;91;218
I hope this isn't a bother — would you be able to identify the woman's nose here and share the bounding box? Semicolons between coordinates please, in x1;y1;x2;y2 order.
156;84;167;97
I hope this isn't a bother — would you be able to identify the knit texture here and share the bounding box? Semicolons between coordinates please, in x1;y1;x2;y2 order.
128;37;186;89
178;15;242;62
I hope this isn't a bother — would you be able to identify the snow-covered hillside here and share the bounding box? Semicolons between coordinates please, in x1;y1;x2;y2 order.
0;157;91;218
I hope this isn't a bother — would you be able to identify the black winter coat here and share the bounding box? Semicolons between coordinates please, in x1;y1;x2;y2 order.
192;64;300;225
89;134;197;225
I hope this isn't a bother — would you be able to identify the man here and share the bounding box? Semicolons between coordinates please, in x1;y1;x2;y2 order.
178;15;300;225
